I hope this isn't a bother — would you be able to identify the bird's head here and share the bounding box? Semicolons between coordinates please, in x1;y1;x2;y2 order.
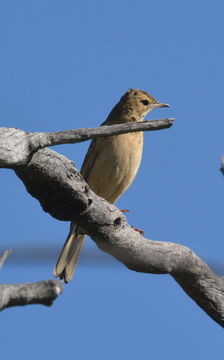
120;88;170;121
105;88;170;124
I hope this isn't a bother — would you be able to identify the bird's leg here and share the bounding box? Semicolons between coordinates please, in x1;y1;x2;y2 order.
131;226;144;236
120;211;143;234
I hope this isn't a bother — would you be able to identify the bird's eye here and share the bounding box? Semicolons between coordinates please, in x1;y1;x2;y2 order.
141;99;150;106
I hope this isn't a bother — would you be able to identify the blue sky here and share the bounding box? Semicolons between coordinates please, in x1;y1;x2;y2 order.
1;0;224;358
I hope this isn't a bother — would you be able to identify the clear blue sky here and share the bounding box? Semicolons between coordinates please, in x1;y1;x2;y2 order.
1;0;224;358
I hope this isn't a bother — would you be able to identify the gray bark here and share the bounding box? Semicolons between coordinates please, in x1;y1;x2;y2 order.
0;280;63;310
0;250;63;310
1;120;224;327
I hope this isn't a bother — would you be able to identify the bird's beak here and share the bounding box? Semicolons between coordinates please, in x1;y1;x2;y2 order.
151;102;170;109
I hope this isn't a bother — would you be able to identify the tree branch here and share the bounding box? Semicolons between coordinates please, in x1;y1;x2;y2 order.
2;121;224;327
34;118;174;148
0;249;12;269
0;118;174;168
0;280;63;310
0;250;63;310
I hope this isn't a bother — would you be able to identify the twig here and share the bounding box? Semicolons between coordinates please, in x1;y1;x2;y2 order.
0;119;174;167
33;118;174;149
0;249;12;269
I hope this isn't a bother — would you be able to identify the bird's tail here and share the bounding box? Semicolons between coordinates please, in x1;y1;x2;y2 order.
54;224;86;283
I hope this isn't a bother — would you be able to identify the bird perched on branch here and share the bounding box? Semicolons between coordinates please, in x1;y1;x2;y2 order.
54;88;170;282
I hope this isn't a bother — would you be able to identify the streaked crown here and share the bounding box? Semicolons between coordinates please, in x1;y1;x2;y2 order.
106;88;170;124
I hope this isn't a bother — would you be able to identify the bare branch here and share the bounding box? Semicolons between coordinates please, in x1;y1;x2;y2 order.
0;250;63;310
1;121;224;326
33;118;174;149
0;280;63;310
11;145;224;327
0;118;174;168
0;249;12;269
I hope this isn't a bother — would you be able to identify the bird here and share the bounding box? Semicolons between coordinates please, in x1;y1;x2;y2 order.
54;88;170;282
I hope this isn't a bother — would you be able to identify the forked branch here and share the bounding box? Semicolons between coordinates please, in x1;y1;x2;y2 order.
1;120;224;327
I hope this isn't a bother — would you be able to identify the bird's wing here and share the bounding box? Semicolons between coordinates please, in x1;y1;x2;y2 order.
80;118;109;181
80;138;102;182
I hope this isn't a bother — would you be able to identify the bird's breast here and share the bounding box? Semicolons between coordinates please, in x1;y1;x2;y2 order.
87;132;143;203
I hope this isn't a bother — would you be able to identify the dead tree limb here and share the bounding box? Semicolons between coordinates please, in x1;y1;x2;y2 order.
1;120;224;327
0;250;63;310
0;280;63;310
0;118;174;167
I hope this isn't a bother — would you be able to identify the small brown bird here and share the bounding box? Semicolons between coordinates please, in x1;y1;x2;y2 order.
54;89;170;282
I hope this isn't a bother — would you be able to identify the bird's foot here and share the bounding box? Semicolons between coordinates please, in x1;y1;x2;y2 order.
132;227;144;236
120;209;130;213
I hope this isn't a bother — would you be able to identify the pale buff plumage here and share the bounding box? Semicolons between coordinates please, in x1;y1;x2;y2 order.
54;89;169;282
